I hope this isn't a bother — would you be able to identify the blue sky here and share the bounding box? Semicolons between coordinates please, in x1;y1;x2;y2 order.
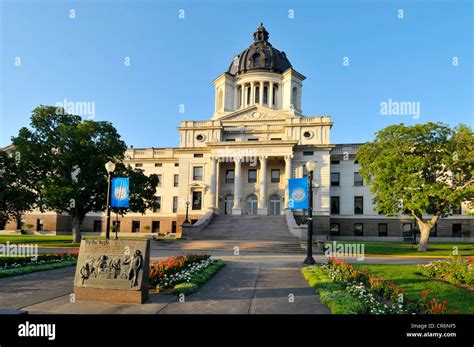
1;0;472;148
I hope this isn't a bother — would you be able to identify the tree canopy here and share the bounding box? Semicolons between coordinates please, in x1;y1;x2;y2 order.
356;122;473;251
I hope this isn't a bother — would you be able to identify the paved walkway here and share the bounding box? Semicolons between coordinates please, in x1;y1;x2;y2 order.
2;254;329;314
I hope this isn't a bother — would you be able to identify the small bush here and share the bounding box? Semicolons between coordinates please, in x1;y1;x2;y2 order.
172;282;199;295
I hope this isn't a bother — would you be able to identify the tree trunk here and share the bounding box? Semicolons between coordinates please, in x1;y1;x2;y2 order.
72;216;82;243
415;213;440;252
417;221;432;252
15;214;22;231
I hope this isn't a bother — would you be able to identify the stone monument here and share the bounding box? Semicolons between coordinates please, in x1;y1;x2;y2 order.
74;238;150;304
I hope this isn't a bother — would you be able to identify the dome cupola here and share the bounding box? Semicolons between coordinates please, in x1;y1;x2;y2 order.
227;23;292;76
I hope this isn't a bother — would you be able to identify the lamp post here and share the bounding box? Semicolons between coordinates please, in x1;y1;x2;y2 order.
184;200;190;225
105;160;116;240
304;160;317;265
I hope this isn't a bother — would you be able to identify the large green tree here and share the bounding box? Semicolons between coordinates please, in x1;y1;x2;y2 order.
0;151;37;230
356;122;473;251
12;106;159;242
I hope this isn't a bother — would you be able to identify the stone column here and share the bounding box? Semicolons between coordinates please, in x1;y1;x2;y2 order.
232;157;243;215
250;81;255;106
284;155;293;209
269;82;274;108
209;157;217;210
258;156;268;215
240;85;245;109
259;81;264;106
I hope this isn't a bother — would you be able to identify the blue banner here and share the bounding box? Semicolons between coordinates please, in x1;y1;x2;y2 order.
288;178;308;210
111;177;130;208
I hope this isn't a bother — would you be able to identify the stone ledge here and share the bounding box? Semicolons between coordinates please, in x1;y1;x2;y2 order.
74;287;148;304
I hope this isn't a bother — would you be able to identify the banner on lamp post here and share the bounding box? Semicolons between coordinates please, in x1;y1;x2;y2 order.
111;177;130;208
288;178;308;210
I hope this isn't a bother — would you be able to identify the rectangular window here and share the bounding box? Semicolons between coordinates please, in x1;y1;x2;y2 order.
155;163;162;167
453;204;462;215
157;174;162;187
452;223;462;237
330;223;340;236
354;196;364;214
402;223;412;238
171;221;177;234
225;139;235;142
354;172;363;186
330;197;340;214
193;153;203;158
112;220;121;233
173;196;178;213
271;138;282;141
271;169;280;183
153;196;161;213
430;223;437;237
303;151;314;156
152;221;160;233
378;223;388;237
173;174;179;187
93;220;102;233
131;221;140;233
192;191;202;210
226;170;234;183
354;223;364;236
331;173;340;186
174;163;179;167
135;163;143;168
248;169;257;183
247;138;259;141
331;160;340;165
193;166;203;181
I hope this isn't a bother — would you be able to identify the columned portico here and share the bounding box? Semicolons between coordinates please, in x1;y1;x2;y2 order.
209;156;218;210
258;156;268;215
232;157;243;215
284;155;293;209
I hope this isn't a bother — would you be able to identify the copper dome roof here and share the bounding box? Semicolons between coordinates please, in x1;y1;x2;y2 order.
227;24;292;76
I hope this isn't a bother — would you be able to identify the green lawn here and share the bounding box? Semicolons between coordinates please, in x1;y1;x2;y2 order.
329;241;474;257
0;260;77;278
353;264;474;314
0;234;172;248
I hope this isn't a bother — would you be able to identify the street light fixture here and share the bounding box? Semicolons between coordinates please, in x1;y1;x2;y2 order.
304;160;317;265
105;160;115;240
184;200;190;225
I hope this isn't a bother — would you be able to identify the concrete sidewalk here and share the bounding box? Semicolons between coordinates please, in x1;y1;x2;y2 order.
2;255;329;314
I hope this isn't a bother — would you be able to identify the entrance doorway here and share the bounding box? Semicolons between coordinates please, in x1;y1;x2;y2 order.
224;195;234;214
269;194;281;215
246;194;258;215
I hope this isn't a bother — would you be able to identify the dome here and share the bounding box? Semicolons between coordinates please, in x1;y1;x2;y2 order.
227;23;292;76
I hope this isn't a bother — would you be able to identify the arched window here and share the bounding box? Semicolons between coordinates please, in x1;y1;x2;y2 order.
263;86;268;104
252;53;261;67
246;86;251;105
272;85;277;106
255;86;260;103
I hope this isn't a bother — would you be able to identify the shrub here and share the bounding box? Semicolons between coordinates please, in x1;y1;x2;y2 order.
0;251;79;270
172;283;199;295
418;256;473;286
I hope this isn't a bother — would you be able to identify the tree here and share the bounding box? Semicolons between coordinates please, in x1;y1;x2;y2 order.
0;151;37;230
12;106;159;242
356;122;473;251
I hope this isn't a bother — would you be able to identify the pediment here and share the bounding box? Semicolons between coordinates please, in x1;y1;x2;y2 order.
218;106;295;123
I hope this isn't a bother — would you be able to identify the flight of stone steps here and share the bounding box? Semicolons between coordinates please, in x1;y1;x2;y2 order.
153;215;305;254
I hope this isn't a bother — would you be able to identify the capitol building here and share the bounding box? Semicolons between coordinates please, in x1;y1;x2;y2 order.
5;24;472;239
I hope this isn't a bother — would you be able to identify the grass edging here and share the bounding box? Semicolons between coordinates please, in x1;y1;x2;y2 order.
172;260;225;295
302;266;365;314
0;259;77;278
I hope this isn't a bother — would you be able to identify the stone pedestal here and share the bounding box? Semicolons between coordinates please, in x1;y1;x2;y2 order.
74;238;150;304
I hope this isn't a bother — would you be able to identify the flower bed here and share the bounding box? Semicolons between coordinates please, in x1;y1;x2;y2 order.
417;256;473;286
149;254;224;293
0;251;79;270
316;258;455;314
